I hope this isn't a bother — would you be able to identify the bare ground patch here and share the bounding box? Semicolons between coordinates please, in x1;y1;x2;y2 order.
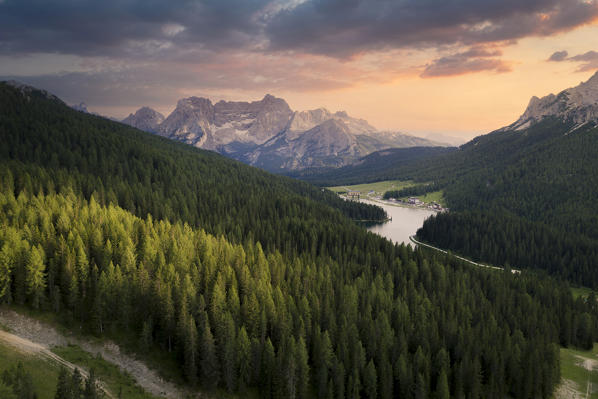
0;309;184;398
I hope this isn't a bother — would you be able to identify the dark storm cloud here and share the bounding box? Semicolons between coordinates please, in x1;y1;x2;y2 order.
267;0;598;56
0;0;271;56
548;50;569;61
546;50;598;71
421;46;511;77
1;0;597;58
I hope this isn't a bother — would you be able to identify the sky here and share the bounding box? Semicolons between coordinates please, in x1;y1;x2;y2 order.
1;0;598;140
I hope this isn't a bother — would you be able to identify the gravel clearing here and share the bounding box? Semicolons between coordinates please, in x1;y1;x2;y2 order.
0;308;185;398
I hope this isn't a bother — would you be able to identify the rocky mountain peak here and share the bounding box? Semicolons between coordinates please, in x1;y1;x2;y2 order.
122;106;165;133
508;71;598;131
121;91;444;171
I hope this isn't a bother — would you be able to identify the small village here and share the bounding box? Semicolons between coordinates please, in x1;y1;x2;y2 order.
390;196;447;211
345;190;449;212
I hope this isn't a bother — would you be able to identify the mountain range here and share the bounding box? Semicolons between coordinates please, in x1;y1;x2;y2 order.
122;95;447;171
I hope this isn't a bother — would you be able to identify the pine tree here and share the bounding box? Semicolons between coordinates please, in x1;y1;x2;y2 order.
363;359;377;399
296;337;310;399
183;315;198;386
83;368;100;399
435;368;450;399
199;318;220;389
237;326;252;392
71;369;83;399
54;367;73;399
262;338;276;399
0;243;14;303
221;312;237;392
26;245;46;309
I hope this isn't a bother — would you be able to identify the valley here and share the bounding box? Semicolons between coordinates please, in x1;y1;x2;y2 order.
3;2;598;399
2;81;595;399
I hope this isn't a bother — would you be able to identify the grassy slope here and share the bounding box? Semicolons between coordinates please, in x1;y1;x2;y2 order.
559;344;598;398
417;190;446;206
52;345;159;399
327;180;414;195
0;341;60;399
327;180;447;206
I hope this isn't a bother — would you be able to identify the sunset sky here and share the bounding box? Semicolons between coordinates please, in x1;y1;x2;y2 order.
1;0;598;140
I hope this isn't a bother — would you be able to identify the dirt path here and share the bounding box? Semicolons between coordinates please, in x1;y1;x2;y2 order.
0;329;114;398
0;309;185;398
577;356;598;399
555;379;586;399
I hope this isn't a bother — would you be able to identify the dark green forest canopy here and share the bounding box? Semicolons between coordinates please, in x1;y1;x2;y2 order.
1;82;598;399
413;120;598;286
289;146;456;186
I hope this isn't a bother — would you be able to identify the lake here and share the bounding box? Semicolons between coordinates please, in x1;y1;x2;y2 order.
359;199;437;245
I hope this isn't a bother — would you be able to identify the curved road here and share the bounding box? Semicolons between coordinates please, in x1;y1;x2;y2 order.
409;236;520;274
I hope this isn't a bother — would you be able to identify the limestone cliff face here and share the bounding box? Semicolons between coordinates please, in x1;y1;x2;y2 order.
123;94;445;171
154;94;293;152
508;71;598;131
122;107;165;133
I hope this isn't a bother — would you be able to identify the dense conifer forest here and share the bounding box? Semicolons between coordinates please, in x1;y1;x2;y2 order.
413;120;598;287
1;82;597;398
289;147;455;187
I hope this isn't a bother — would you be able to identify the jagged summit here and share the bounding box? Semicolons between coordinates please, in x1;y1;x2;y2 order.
121;93;445;171
122;106;165;133
508;71;598;131
155;94;293;151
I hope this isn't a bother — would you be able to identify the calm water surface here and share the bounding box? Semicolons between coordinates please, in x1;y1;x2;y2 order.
359;199;437;245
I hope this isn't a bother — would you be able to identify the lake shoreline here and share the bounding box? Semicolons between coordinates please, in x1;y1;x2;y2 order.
349;196;438;245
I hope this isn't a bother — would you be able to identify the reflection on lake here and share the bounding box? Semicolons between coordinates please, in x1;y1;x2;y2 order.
359;199;437;245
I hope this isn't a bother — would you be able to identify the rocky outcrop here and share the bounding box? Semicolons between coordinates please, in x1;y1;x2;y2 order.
122;106;165;133
154;94;293;153
508;71;598;131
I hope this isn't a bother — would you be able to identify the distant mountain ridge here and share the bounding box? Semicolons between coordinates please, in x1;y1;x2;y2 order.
123;106;165;133
123;94;446;171
506;70;598;131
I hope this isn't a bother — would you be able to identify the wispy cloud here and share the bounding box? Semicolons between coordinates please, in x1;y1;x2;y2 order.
547;49;598;71
421;46;511;77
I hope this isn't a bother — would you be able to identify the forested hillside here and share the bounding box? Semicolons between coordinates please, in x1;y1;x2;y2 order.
0;82;597;398
289;147;455;186
411;119;598;287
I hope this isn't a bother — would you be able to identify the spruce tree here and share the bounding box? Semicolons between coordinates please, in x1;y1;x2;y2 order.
83;368;99;399
54;367;73;399
199;318;220;389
